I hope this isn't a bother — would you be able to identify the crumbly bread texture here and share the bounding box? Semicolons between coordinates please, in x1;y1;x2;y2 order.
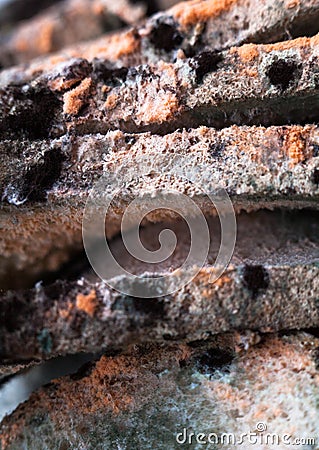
1;0;319;446
1;210;319;362
1;125;319;286
1;34;319;138
1;332;319;450
1;0;319;70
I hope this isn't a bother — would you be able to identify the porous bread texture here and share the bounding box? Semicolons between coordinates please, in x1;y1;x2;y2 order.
1;125;319;286
202;333;319;449
2;34;319;139
1;0;319;70
1;210;319;362
1;333;318;450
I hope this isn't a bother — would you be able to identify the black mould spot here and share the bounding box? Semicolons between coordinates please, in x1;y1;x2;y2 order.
196;348;234;375
112;296;165;320
124;135;136;145
3;148;65;205
312;144;319;157
180;296;192;314
266;59;301;90
0;297;30;333
132;297;165;318
127;66;158;83
190;51;223;83
42;281;64;301
209;141;225;158
312;168;319;185
0;86;62;139
242;265;270;299
189;136;200;145
60;58;92;82
92;59;128;86
133;298;164;318
149;20;183;52
183;23;206;58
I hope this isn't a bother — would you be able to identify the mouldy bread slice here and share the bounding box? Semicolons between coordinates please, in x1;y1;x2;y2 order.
1;332;319;449
2;34;319;136
1;0;319;72
0;0;146;68
1;210;319;361
167;0;319;48
1;125;319;286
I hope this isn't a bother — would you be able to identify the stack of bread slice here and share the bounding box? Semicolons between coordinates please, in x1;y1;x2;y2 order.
1;0;319;448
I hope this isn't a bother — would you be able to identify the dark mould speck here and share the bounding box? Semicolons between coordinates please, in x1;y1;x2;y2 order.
189;136;200;145
59;58;92;82
209;141;225;158
196;348;234;375
2;148;65;205
266;58;301;90
242;265;270;299
149;20;183;52
128;66;158;82
112;296;165;319
312;168;319;185
92;59;128;86
190;51;223;83
125;136;136;145
0;297;29;333
0;86;62;139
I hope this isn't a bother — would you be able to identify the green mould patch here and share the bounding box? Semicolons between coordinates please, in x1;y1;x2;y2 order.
37;329;53;354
